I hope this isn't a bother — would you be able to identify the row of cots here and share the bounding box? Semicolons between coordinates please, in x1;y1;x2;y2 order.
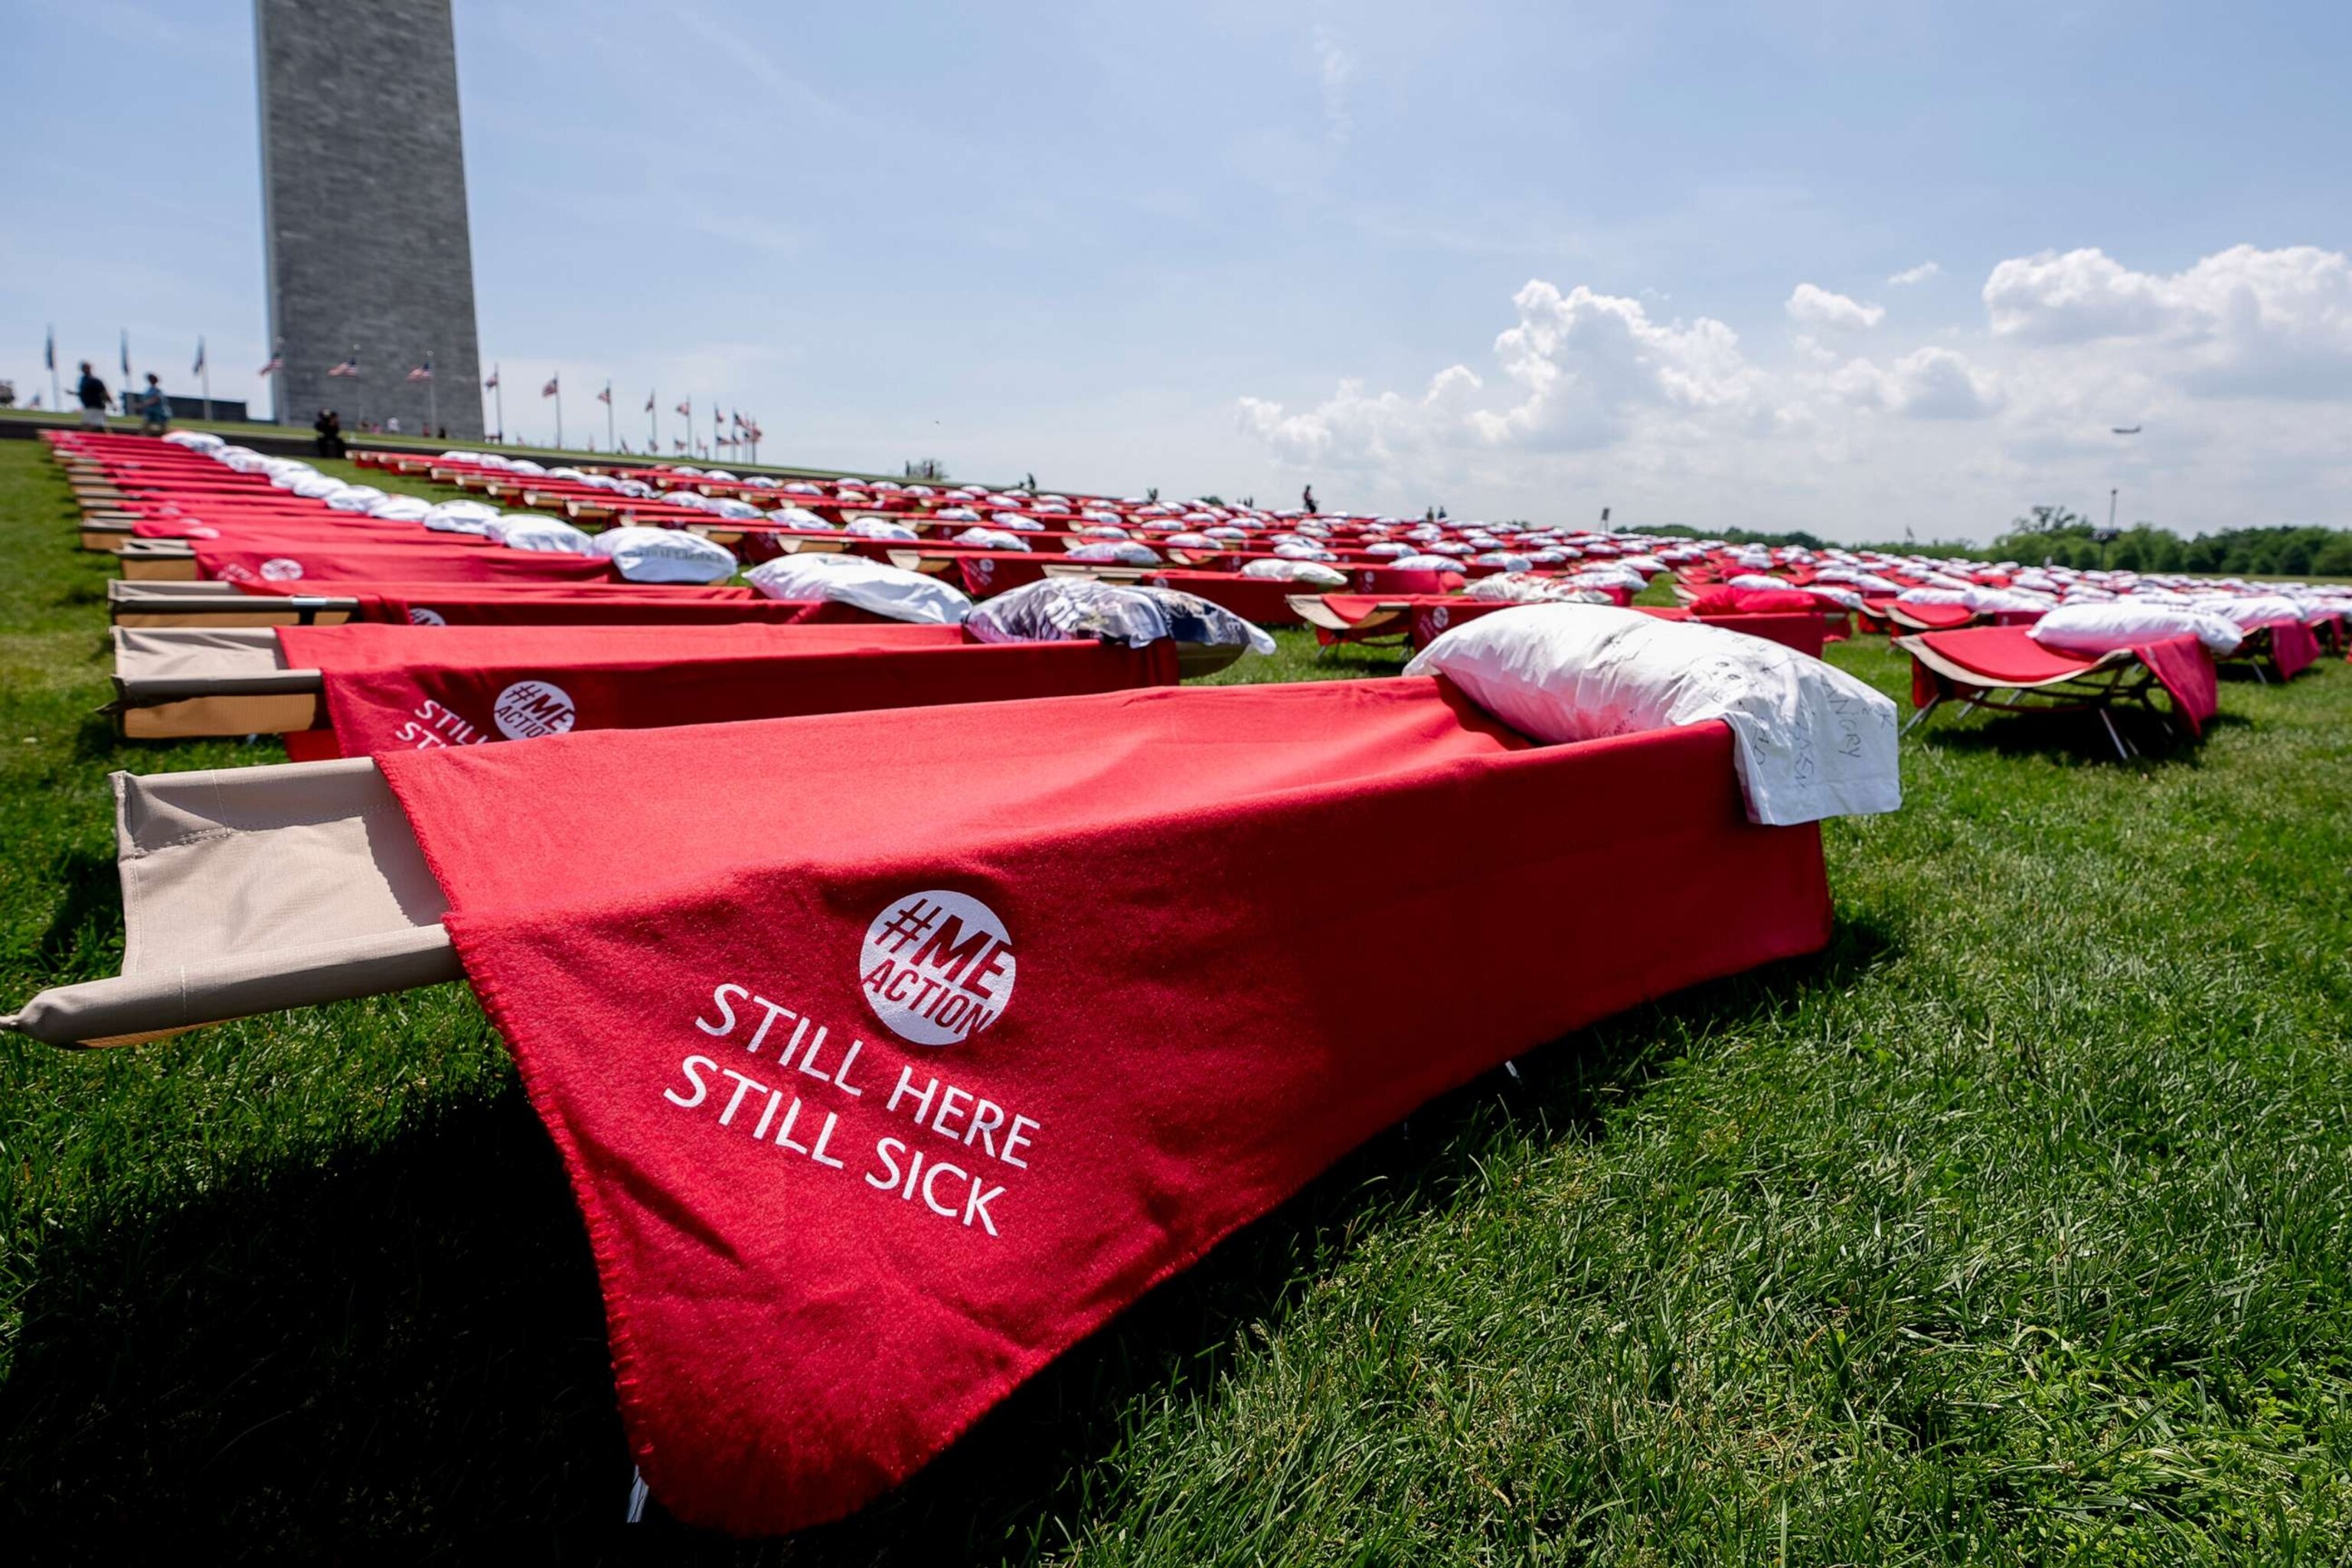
8;426;2339;1536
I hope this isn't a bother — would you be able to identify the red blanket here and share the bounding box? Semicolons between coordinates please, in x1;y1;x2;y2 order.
372;681;1833;1533
197;541;619;586
1138;570;1310;626
231;578;873;626
276;626;1174;760
2262;619;2321;680
1907;628;2218;736
1684;585;1819;617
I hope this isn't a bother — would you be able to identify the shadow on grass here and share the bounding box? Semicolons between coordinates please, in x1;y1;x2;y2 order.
0;918;1894;1563
1917;704;2229;768
32;845;122;980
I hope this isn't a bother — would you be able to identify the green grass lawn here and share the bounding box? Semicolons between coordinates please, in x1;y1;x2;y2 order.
3;435;2351;1561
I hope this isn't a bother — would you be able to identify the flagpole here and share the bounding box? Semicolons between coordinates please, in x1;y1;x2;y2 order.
200;338;211;422
426;357;437;436
649;391;658;452
495;365;505;443
47;325;60;413
555;383;564;449
606;380;615;452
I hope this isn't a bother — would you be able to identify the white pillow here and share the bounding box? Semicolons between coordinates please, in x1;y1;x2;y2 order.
956;527;1033;551
744;553;972;624
2199;594;2302;629
1404;604;1901;827
2028;602;2242;655
495;518;596;554
1240;557;1348;586
364;495;435;522
420;499;498;533
1065;541;1161;565
589;525;739;584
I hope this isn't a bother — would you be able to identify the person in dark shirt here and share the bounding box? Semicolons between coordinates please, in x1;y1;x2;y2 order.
75;362;109;430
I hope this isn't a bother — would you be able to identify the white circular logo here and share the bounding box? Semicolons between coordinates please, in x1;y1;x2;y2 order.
259;557;305;580
860;890;1015;1047
407;606;448;626
971;557;995;580
491;679;577;740
1429;606;1451;629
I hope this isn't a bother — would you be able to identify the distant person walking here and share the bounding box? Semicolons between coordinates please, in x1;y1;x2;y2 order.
1302;484;1317;514
137;373;170;435
313;408;346;459
75;361;109;430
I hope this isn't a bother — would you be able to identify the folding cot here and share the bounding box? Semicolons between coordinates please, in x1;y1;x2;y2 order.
105;622;1185;747
104;579;877;630
1295;596;1831;658
1897;624;2219;758
2222;618;2321;683
1877;599;1980;633
7;671;1851;1535
132;538;629;586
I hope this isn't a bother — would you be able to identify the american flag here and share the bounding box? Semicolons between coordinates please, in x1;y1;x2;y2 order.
595;383;612;405
258;349;283;377
644;391;655;413
675;399;691;417
327;355;360;378
484;369;500;390
406;361;433;382
541;375;560;397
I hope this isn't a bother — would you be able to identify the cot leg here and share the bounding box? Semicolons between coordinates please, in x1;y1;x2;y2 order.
626;1466;648;1524
1902;694;1944;736
2097;707;2132;763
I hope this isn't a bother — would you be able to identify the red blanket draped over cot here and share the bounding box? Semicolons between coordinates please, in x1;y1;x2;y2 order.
1907;627;2218;735
368;680;1834;1534
274;624;1175;760
2262;619;2320;680
197;540;620;585
234;579;877;626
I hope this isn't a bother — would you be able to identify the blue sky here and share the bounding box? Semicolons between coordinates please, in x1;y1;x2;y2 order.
5;0;2348;541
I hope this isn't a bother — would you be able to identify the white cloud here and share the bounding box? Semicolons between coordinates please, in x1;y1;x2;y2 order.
1983;245;2352;398
1887;261;1942;286
1235;244;2352;540
1238;281;1762;467
1786;283;1885;332
1312;25;1354;146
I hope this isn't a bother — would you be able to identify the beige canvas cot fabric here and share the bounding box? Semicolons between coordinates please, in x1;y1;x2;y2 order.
1;759;459;1047
108;579;359;628
109;628;325;737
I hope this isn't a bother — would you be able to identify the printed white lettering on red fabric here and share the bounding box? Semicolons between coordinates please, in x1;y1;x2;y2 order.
858;890;1015;1047
407;606;448;626
673;982;1042;1240
259;557;305;580
392;697;491;750
492;679;577;740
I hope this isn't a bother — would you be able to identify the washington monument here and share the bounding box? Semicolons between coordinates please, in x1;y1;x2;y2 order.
254;0;484;439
